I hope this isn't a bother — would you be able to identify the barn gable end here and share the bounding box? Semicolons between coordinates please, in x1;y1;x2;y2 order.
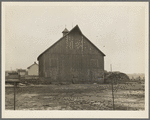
37;25;105;60
38;25;106;84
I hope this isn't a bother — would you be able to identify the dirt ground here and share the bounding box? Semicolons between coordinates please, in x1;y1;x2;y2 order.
5;82;145;110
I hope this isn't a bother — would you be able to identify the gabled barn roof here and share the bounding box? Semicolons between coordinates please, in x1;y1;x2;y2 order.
62;28;69;33
37;25;105;60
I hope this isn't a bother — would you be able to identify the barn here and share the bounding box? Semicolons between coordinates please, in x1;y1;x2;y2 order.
37;25;106;84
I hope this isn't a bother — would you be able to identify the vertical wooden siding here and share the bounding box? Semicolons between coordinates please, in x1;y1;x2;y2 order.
39;27;105;83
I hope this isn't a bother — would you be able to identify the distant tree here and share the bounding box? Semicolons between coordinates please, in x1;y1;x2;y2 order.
104;70;111;77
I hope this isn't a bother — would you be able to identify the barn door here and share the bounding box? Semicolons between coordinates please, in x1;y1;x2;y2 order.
90;59;98;81
72;55;81;83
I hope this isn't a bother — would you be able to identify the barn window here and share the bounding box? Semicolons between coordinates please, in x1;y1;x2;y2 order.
50;58;57;67
90;59;98;68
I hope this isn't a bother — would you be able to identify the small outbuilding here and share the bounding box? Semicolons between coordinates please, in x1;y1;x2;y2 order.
17;69;26;77
27;62;39;76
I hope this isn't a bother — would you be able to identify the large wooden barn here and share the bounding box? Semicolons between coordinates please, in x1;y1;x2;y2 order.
37;25;106;84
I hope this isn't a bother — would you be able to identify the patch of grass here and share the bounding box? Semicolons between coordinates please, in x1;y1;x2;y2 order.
5;82;145;110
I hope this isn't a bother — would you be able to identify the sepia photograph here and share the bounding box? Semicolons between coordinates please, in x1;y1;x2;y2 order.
2;2;149;118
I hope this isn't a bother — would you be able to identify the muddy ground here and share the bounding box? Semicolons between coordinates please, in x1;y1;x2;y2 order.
5;82;144;110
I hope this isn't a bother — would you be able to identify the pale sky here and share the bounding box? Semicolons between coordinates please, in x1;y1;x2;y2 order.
3;2;148;74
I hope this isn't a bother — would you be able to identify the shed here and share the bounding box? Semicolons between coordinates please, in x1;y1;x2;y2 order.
27;62;39;76
17;69;26;77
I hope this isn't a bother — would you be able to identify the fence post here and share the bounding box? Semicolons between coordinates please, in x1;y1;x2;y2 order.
112;78;115;110
110;64;115;110
14;82;16;110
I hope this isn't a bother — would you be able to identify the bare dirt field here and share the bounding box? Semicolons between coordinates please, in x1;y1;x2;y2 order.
5;82;145;110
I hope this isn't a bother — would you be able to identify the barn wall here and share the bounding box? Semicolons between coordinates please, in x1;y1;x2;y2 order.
39;27;104;84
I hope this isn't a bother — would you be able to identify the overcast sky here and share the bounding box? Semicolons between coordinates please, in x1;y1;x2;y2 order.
3;2;148;74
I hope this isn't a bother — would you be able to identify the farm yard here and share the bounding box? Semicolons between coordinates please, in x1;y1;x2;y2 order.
5;81;145;110
4;2;147;115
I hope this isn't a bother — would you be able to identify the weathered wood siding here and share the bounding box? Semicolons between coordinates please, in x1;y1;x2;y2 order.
39;27;105;83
